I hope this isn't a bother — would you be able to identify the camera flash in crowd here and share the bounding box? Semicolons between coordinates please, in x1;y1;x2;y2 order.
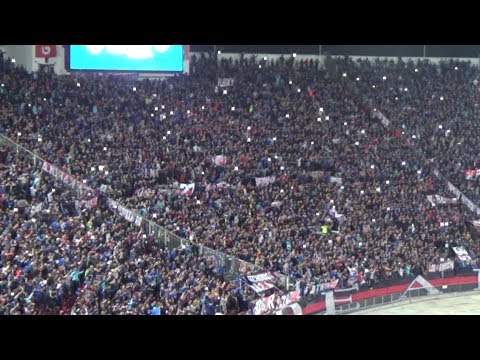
440;96;444;101
154;107;158;111
343;73;347;77
355;141;359;145
412;135;416;139
440;222;445;227
330;200;334;204
359;242;363;246
387;207;391;211
372;219;376;223
167;131;171;135
292;53;296;58
289;80;293;84
317;117;321;122
372;85;376;88
404;88;408;92
28;103;31;107
247;138;251;142
445;222;449;226
38;137;42;142
17;132;21;136
217;50;221;54
438;125;443;129
187;110;191;114
311;141;314;145
361;129;365;134
395;97;399;100
319;107;324;112
105;171;109;175
280;189;284;193
286;114;290;118
280;166;284;170
259;65;262;68
360;190;364;194
201;172;204;175
455;66;458;70
263;57;267;61
316;212;320;216
385;180;390;185
161;105;165;109
170;111;173;115
13;208;18;212
273;137;277;141
340;186;344;190
132;87;136;91
417;170;422;174
32;218;36;223
99;165;104;171
356;77;360;81
297;88;301;92
247;126;251;131
91;167;95;171
201;106;205;110
151;113;154;117
223;90;228;95
162;136;166;140
446;129;451;133
373;108;377;111
432;203;436;207
328;239;333;244
44;98;47;101
344;122;348;126
382;76;386;80
370;165;375;169
415;68;418;72
153;213;157;218
267;158;271;162
52;188;55;193
231;107;235;111
234;166;238;171
376;187;381;192
196;200;201;205
11;59;15;63
82;180;86;183
77;83;81;87
325;116;330;120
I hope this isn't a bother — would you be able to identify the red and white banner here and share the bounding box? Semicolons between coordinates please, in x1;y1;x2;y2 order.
178;183;195;196
453;246;472;262
245;272;276;293
465;169;480;179
35;45;57;58
253;291;301;315
255;176;276;187
318;279;339;292
211;155;227;166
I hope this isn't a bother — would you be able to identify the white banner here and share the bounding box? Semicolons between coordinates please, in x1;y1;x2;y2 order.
255;176;276;187
453;246;472;261
179;183;195;196
253;291;301;315
426;194;458;205
446;181;480;215
429;260;454;272
372;109;390;127
464;169;480;180
134;188;156;198
329;206;346;223
217;78;234;87
211;155;227;166
330;176;343;185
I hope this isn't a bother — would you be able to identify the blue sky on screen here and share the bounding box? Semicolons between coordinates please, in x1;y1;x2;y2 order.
70;45;184;72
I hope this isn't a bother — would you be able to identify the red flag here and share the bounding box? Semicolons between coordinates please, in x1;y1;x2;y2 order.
183;45;190;60
35;45;57;58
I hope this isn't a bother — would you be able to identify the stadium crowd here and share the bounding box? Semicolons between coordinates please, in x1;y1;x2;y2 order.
1;51;480;315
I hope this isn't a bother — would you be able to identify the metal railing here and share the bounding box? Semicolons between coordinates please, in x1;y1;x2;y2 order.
0;133;270;282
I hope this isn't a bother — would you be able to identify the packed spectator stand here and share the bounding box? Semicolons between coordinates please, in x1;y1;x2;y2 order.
1;51;480;315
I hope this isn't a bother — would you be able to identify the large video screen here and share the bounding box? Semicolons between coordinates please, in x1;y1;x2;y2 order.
69;45;184;72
